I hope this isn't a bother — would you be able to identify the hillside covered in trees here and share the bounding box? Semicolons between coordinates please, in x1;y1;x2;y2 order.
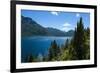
24;17;90;62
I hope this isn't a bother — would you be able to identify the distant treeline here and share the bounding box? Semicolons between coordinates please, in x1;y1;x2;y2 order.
23;17;90;62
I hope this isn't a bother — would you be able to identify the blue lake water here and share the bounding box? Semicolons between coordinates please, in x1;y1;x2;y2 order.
21;36;72;62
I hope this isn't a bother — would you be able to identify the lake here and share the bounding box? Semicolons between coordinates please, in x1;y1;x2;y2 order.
21;36;72;62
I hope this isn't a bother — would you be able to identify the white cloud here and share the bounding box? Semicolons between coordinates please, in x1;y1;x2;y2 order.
76;13;80;17
62;22;71;27
51;11;58;16
61;22;74;32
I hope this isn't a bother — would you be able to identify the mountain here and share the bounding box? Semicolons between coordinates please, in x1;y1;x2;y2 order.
46;27;66;36
21;16;47;36
21;16;74;37
66;30;74;36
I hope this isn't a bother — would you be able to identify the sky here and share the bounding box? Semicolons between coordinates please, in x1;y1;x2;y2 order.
21;10;90;32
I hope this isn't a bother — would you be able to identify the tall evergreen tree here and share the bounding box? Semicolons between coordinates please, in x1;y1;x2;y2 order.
73;17;86;59
64;39;69;49
48;40;60;61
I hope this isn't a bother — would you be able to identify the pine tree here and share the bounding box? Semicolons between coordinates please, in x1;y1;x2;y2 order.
64;39;69;49
48;40;60;61
73;17;86;59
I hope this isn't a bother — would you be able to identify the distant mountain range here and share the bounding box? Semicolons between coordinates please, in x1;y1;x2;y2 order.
21;16;74;37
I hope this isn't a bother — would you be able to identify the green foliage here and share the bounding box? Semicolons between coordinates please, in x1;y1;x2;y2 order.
64;39;69;49
48;40;61;61
73;17;90;60
73;17;84;59
85;27;90;39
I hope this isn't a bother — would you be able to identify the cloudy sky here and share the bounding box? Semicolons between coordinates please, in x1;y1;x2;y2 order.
21;10;90;32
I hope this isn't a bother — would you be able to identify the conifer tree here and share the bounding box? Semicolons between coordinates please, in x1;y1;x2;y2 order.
73;17;86;59
48;40;60;61
64;39;69;49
